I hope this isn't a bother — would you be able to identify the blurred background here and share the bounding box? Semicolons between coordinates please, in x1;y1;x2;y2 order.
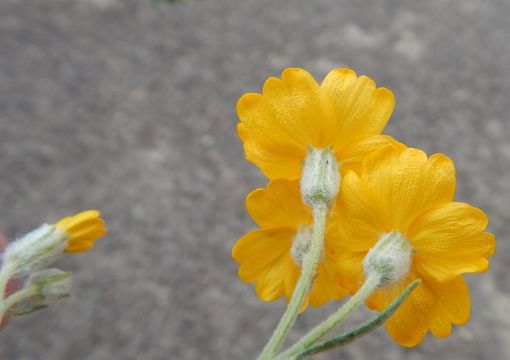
0;0;509;359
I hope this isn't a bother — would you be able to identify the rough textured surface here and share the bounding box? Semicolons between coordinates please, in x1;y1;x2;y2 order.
0;0;509;359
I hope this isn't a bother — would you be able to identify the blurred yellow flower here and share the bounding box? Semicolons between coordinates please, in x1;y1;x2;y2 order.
232;180;348;308
332;145;495;346
55;210;107;253
237;68;397;180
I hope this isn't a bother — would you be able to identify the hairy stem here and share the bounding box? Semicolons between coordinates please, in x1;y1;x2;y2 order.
1;286;38;313
292;280;421;359
277;273;381;359
257;204;328;360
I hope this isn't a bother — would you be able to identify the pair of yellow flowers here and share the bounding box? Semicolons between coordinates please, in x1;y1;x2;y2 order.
232;68;495;347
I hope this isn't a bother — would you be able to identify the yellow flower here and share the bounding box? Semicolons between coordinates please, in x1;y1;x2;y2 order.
332;145;495;347
232;180;348;308
237;68;397;180
55;210;107;253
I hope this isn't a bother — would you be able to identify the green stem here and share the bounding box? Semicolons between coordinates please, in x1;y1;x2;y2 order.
2;286;38;311
0;286;38;321
276;273;381;359
257;204;328;360
293;279;421;359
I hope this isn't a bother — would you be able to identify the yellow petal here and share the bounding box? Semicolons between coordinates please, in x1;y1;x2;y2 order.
237;93;305;154
367;274;429;347
262;68;336;148
409;202;495;282
335;135;406;176
54;210;107;253
328;171;391;294
332;250;366;294
367;273;471;346
363;146;456;232
246;179;312;229
66;241;94;253
232;228;294;302
65;228;106;247
283;256;301;303
321;68;395;150
254;260;287;301
238;93;306;180
425;276;470;337
308;241;350;307
333;171;390;252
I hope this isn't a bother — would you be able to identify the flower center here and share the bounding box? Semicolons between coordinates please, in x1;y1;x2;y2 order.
290;225;315;267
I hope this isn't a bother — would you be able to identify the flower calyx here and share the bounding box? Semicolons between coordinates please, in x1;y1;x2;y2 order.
301;148;340;208
363;231;412;287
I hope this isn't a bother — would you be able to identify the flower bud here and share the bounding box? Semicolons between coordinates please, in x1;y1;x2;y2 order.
301;148;340;207
363;231;412;287
27;269;72;304
3;224;68;278
5;269;72;316
2;211;106;278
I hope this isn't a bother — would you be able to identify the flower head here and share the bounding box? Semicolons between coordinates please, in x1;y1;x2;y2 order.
332;145;495;346
3;210;106;277
26;268;72;304
232;180;348;308
237;68;397;180
55;210;106;253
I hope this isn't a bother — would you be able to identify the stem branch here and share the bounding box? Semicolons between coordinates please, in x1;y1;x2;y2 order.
2;286;38;312
0;285;39;322
276;273;381;359
293;279;421;359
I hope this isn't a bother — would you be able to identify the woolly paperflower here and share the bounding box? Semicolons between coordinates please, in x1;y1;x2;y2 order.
3;210;107;279
332;145;495;347
237;68;397;180
232;180;348;308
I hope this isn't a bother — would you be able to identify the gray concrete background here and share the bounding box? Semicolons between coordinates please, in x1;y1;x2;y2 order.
0;0;509;359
